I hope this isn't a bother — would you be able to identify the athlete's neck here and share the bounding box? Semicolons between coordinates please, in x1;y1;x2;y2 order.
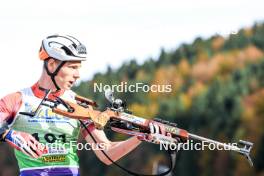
38;71;58;92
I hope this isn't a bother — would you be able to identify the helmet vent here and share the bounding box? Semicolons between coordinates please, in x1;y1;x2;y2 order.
61;46;74;56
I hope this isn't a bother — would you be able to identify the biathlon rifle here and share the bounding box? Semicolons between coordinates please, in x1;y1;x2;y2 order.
49;89;254;167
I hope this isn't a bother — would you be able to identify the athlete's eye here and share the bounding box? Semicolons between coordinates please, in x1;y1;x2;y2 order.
69;66;79;69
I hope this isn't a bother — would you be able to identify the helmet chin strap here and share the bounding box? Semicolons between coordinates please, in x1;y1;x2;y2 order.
44;58;66;91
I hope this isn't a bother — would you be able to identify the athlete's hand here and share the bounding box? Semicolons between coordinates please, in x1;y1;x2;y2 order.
138;122;179;145
3;129;47;158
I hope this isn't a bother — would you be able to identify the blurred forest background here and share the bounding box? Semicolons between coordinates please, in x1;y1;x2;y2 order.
1;22;264;176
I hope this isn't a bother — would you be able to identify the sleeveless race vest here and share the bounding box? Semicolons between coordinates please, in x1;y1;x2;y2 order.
10;87;81;175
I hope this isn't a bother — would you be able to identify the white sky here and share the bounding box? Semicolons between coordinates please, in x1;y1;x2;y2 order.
0;0;263;97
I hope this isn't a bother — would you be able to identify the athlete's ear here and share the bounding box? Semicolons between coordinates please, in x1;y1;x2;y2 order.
46;58;60;72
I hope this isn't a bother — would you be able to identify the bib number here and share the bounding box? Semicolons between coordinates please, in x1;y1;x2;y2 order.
32;133;66;143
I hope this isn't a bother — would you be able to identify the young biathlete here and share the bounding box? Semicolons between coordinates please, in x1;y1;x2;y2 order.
0;34;164;176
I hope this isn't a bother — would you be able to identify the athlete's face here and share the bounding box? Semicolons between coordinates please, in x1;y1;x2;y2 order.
55;61;82;90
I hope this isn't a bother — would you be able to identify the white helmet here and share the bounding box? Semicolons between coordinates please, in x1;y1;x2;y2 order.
39;34;87;61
